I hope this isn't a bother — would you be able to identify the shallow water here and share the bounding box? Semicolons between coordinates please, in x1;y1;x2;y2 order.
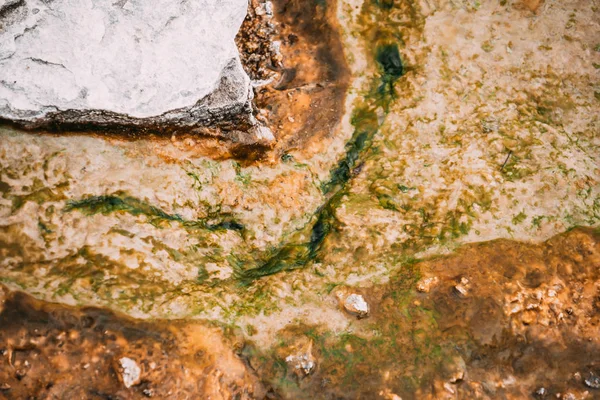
0;0;599;398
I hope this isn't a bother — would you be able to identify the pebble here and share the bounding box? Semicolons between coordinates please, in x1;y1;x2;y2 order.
285;346;316;376
443;382;455;394
584;372;600;389
343;294;370;318
445;356;466;383
254;1;273;17
286;353;315;375
118;357;141;388
416;277;439;293
270;40;281;54
454;277;471;297
454;282;469;297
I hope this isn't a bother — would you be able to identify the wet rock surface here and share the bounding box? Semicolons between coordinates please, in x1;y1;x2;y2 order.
245;228;600;399
0;287;264;399
0;0;598;398
2;228;599;399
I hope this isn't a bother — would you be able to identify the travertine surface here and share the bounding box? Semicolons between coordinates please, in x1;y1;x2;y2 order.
1;0;600;398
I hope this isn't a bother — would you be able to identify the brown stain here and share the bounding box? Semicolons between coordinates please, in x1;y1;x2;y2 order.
0;289;266;399
254;0;350;161
410;227;600;399
518;0;544;13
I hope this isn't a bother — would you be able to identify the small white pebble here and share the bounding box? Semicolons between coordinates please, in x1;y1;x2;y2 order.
454;284;468;297
254;126;275;142
443;382;455;394
416;277;438;293
271;40;281;53
344;293;369;318
119;357;141;388
285;354;315;375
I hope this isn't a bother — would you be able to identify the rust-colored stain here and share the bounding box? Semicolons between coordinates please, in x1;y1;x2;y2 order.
250;0;350;161
0;290;265;399
518;0;545;12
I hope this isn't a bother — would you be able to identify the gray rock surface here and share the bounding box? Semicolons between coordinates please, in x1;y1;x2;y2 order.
0;0;263;136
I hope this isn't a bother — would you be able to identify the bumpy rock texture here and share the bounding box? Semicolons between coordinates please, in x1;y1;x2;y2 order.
0;0;258;134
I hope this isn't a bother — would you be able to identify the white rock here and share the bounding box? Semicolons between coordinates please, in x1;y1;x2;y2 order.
0;0;20;11
285;342;316;376
443;382;455;394
118;357;141;388
343;293;369;318
285;353;315;375
416;276;438;293
585;372;600;389
265;1;273;16
254;125;276;142
454;277;470;297
0;0;257;134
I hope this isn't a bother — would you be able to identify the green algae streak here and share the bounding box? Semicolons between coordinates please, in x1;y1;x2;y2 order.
235;42;405;283
65;193;244;232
